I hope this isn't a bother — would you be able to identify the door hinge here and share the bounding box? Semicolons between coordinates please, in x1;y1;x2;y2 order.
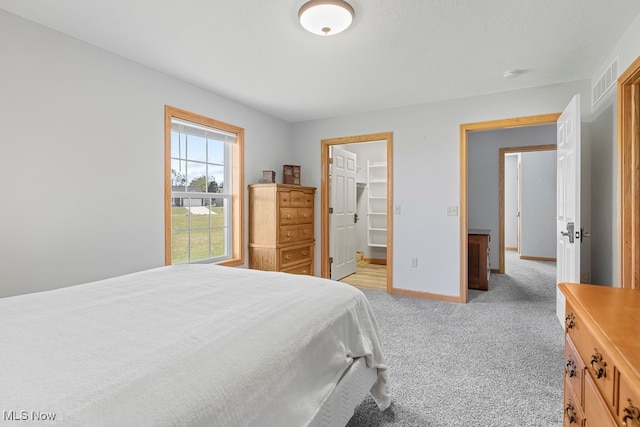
329;207;333;214
329;257;333;264
329;157;333;164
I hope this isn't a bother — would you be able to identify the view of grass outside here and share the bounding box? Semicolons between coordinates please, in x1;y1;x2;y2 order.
171;205;226;264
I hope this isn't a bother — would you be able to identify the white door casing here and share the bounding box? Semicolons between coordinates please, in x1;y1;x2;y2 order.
556;94;581;325
330;146;358;280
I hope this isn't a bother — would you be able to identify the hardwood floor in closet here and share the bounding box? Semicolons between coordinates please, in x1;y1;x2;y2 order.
339;262;386;290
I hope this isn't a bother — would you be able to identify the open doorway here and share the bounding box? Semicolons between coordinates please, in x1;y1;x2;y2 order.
460;114;560;303
320;132;393;292
500;145;557;272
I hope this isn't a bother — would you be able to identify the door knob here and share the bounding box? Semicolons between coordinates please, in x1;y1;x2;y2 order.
561;222;575;243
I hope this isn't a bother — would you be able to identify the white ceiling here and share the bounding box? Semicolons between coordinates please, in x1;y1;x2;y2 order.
2;0;639;123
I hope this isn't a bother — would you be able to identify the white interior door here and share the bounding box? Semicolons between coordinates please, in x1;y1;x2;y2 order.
556;94;581;325
330;146;358;280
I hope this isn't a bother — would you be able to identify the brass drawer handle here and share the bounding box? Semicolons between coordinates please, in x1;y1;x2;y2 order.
565;358;576;378
565;403;577;424
286;214;293;219
285;254;292;260
623;399;640;426
302;230;308;235
565;312;575;331
301;250;308;256
590;349;606;379
287;231;293;237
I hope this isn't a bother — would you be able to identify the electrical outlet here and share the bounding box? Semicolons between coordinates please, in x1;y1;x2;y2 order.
447;206;458;216
411;257;418;267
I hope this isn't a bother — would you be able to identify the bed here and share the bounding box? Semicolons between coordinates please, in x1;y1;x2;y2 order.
0;264;390;426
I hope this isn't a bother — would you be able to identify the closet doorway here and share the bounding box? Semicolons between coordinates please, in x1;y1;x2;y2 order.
320;132;393;292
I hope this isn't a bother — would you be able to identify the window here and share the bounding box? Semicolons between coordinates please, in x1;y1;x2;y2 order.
164;106;244;266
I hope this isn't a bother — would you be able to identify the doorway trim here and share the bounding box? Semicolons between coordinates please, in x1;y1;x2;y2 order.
499;144;557;273
320;132;393;292
618;55;640;289
460;114;560;303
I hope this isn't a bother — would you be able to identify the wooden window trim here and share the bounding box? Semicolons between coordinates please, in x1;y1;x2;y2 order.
617;56;640;289
164;105;245;267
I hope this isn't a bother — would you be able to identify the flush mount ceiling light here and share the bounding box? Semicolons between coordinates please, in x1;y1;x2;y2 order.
298;0;355;36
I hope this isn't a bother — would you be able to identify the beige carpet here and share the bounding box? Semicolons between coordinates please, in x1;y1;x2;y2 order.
347;251;563;427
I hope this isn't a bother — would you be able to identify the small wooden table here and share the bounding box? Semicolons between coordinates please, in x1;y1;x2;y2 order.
468;229;491;291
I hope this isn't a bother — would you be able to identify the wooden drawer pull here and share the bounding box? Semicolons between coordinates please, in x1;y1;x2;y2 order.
565;312;575;331
590;349;606;379
285;254;292;260
565;358;576;378
287;231;293;237
623;399;640;426
302;230;308;235
565;403;577;424
286;214;293;219
301;250;308;256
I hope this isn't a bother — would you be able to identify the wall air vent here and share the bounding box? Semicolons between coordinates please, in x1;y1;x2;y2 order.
592;57;618;107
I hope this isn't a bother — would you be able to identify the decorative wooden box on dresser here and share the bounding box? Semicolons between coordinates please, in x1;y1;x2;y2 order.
559;283;640;427
248;184;316;275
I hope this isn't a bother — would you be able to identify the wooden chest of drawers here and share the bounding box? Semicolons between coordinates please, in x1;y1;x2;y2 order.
248;184;316;275
468;229;491;291
559;283;640;427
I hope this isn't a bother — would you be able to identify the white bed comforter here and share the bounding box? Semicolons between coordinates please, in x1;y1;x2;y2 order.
0;264;390;426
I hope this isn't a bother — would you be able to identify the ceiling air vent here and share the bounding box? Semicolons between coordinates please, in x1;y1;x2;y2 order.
592;57;618;107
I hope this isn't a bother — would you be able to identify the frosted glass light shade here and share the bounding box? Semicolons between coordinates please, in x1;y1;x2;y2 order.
298;0;354;36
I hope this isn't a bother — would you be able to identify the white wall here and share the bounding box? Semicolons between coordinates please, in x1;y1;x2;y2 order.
0;11;292;298
519;151;557;259
586;11;640;286
292;82;591;297
504;154;519;249
467;125;557;270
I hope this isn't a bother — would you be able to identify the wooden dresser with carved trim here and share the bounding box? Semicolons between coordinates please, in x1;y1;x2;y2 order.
248;184;315;275
559;283;640;427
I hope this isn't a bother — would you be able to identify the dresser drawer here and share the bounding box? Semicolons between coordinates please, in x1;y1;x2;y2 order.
619;374;640;427
279;207;313;225
279;225;299;243
299;224;313;240
280;208;298;225
298;207;313;224
290;190;311;207
282;262;312;275
280;244;312;268
584;373;617;426
279;224;313;243
566;303;615;409
279;191;291;206
565;335;585;408
564;375;585;426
